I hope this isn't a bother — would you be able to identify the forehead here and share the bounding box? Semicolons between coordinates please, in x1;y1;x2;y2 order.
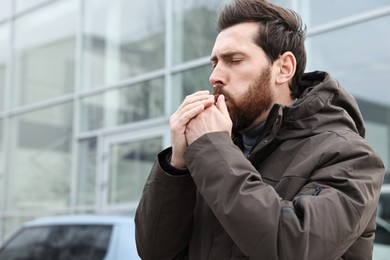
212;22;262;56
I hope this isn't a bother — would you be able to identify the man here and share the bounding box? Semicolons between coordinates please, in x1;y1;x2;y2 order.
135;0;385;259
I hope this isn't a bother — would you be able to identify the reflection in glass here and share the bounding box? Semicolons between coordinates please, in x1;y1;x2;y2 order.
13;0;77;107
0;0;11;21
0;119;2;160
307;15;390;107
108;137;162;204
2;216;33;242
0;119;3;211
270;0;291;8
299;0;390;26
15;0;53;13
0;225;112;259
365;121;389;171
172;0;227;64
0;25;9;111
7;102;73;210
308;15;390;172
81;77;164;131
83;0;165;89
378;190;390;223
359;98;390;171
77;138;97;205
172;65;212;111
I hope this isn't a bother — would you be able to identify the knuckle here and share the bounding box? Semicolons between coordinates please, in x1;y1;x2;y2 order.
169;115;176;125
184;94;192;102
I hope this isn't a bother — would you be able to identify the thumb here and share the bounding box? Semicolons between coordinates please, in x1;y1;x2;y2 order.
216;94;229;117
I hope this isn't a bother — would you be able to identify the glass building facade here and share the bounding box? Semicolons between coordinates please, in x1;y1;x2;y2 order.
0;0;389;241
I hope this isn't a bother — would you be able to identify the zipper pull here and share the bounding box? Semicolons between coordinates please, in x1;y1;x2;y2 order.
312;186;322;196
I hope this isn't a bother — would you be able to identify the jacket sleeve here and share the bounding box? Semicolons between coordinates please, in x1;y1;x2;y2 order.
135;148;196;260
183;131;384;260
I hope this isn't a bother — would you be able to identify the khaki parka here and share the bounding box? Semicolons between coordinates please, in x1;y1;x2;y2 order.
135;71;385;260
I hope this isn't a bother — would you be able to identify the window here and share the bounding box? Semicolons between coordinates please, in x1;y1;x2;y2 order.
0;225;112;260
0;119;3;211
307;15;390;169
172;0;226;65
12;0;78;107
307;16;390;103
0;0;11;21
6;102;73;210
375;220;390;245
15;0;55;13
80;77;164;131
77;138;97;206
0;24;9;111
299;0;390;26
2;216;34;242
378;188;390;224
172;65;212;111
0;119;2;162
108;136;162;204
82;0;165;89
365;121;390;171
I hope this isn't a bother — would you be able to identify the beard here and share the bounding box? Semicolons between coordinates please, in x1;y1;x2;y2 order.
213;66;273;133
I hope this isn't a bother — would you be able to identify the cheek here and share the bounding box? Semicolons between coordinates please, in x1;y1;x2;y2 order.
228;63;267;99
237;84;250;96
230;76;255;98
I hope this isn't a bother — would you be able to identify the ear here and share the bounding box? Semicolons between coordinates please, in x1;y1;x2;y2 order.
274;51;296;85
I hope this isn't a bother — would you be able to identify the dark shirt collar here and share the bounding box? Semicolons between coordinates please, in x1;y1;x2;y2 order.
240;121;266;157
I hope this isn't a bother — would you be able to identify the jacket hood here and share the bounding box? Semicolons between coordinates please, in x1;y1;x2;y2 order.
277;71;365;140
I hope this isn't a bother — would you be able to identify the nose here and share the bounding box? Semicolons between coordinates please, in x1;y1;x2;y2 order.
209;64;226;87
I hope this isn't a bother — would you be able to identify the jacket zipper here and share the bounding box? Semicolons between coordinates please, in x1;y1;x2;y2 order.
312;186;322;196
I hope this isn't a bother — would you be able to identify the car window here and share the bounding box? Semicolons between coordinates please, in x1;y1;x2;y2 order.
375;222;390;245
0;224;112;260
378;192;390;223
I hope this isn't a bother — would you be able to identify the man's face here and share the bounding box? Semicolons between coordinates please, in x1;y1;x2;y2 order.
210;22;275;132
213;66;273;132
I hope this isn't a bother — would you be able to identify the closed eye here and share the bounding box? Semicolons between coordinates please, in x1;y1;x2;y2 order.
231;59;242;64
210;51;245;69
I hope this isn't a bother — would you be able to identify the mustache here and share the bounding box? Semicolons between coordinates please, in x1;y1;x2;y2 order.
212;86;221;96
213;87;232;101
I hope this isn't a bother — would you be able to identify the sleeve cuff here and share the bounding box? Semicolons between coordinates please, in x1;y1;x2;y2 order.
158;147;190;176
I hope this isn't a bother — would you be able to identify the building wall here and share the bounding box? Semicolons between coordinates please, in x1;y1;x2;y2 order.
0;0;389;241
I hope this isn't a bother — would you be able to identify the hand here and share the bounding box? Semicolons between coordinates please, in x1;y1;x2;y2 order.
169;91;215;168
186;94;232;145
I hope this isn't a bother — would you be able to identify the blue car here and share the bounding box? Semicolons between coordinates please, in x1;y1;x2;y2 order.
0;214;140;260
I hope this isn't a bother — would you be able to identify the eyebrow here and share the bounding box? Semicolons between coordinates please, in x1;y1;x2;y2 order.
210;51;245;63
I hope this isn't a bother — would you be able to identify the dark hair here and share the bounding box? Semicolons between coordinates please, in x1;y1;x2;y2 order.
217;0;307;98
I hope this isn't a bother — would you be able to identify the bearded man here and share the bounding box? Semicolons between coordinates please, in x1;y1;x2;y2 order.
135;0;384;259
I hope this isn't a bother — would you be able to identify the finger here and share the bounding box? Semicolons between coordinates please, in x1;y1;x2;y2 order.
215;94;230;117
171;102;205;127
177;91;212;110
172;96;214;121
